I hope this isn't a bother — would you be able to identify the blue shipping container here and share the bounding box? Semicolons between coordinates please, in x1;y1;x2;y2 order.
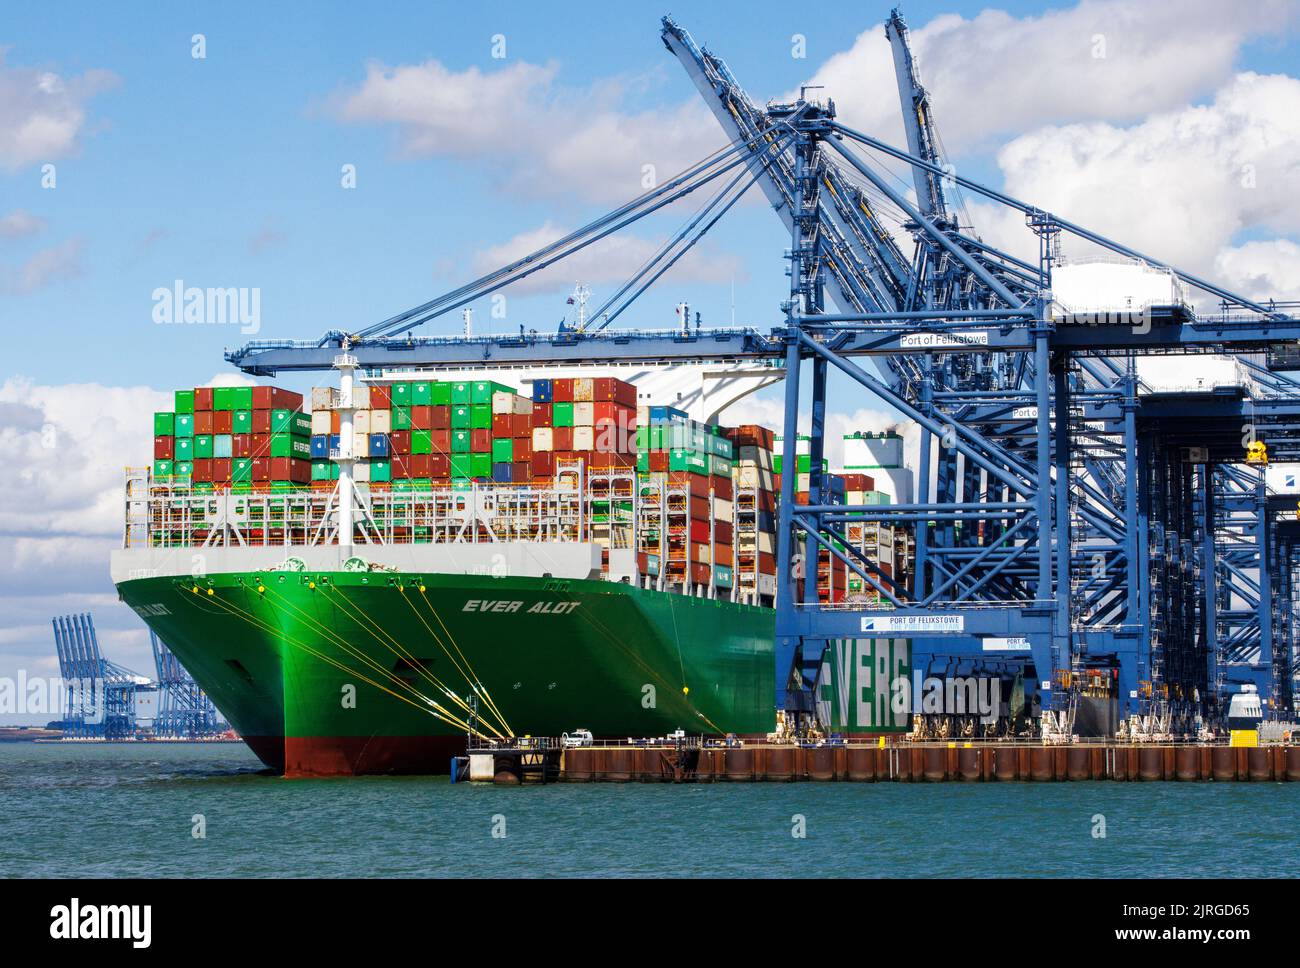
310;435;330;459
491;462;513;483
369;433;390;457
532;378;553;403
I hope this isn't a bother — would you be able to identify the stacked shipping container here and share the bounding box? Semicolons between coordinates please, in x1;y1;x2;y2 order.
153;385;310;489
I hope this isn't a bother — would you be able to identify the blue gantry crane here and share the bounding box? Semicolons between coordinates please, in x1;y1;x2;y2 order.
226;11;1300;738
52;613;147;739
151;631;226;738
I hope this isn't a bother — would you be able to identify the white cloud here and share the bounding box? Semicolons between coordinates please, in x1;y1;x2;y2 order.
799;0;1297;155
329;58;719;202
0;209;46;239
963;72;1300;299
5;235;84;294
1215;239;1300;303
0;52;117;171
469;220;746;297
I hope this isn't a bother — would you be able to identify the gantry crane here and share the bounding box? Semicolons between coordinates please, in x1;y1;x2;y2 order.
225;12;1300;736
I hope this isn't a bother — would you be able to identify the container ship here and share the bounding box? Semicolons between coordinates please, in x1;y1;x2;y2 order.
111;357;903;775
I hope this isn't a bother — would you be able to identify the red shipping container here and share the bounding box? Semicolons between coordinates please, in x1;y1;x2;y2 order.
512;413;532;437
430;430;451;455
411;405;433;430
689;563;711;585
553;426;573;451
492;414;513;437
193;411;214;435
251;457;271;482
194;387;214;411
331;411;341;434
191;458;213;483
470;429;491;453
410;454;432;477
370;385;391;409
232;434;253;458
391;453;412;479
592;377;636;407
714;521;734;545
251;386;303;411
213;411;232;434
532;452;555;477
593;401;635;425
212;458;232;483
251;410;271;434
647;451;669;472
715;545;734;568
689;519;711;543
249;434;270;457
593;417;634;454
531;401;552;424
725;424;776;451
552;378;574;403
690;495;710;520
431;405;450;430
390;430;411;455
511;463;531;483
154;436;174;460
513;439;533;464
711;474;733;501
270;457;310;483
429;453;449;478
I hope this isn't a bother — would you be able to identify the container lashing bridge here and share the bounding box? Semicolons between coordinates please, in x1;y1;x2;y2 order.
227;11;1300;739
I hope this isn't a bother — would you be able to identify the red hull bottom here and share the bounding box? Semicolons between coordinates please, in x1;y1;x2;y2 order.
243;735;466;777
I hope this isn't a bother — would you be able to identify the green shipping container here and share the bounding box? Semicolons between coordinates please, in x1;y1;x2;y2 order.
451;430;471;453
450;405;471;429
370;459;391;482
412;430;433;455
269;434;311;459
450;454;472;478
669;449;709;474
392;406;412;431
430;382;452;406
411;381;432;405
232;409;253;434
213;387;237;411
271;409;311;437
311;460;332;481
153;412;175;436
152;459;173;478
470;404;492;430
233;386;253;410
193;435;214;458
174;460;193;480
492;438;513;463
174;390;194;415
552;402;574;427
470;453;492;479
472;380;511;404
232;458;253;483
174;437;194;461
174;413;194;437
391;382;412;407
450;382;472;405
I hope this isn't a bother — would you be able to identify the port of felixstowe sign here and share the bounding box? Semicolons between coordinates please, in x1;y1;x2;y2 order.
860;614;964;634
898;331;989;349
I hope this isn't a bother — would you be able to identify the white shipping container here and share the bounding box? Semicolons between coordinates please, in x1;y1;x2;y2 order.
738;445;773;469
532;427;554;452
573;402;595;426
573;426;595;451
573;377;594;402
514;394;532;416
371;410;391;434
311;387;334;411
353;461;371;482
311;411;332;435
354;410;370;434
352;386;370;410
713;498;733;520
353;432;370;458
735;465;775;490
492;391;515;415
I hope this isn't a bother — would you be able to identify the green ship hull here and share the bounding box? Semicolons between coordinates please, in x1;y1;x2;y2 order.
116;570;775;775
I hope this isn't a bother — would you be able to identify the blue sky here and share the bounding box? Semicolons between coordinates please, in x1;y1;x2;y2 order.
1;0;1298;719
